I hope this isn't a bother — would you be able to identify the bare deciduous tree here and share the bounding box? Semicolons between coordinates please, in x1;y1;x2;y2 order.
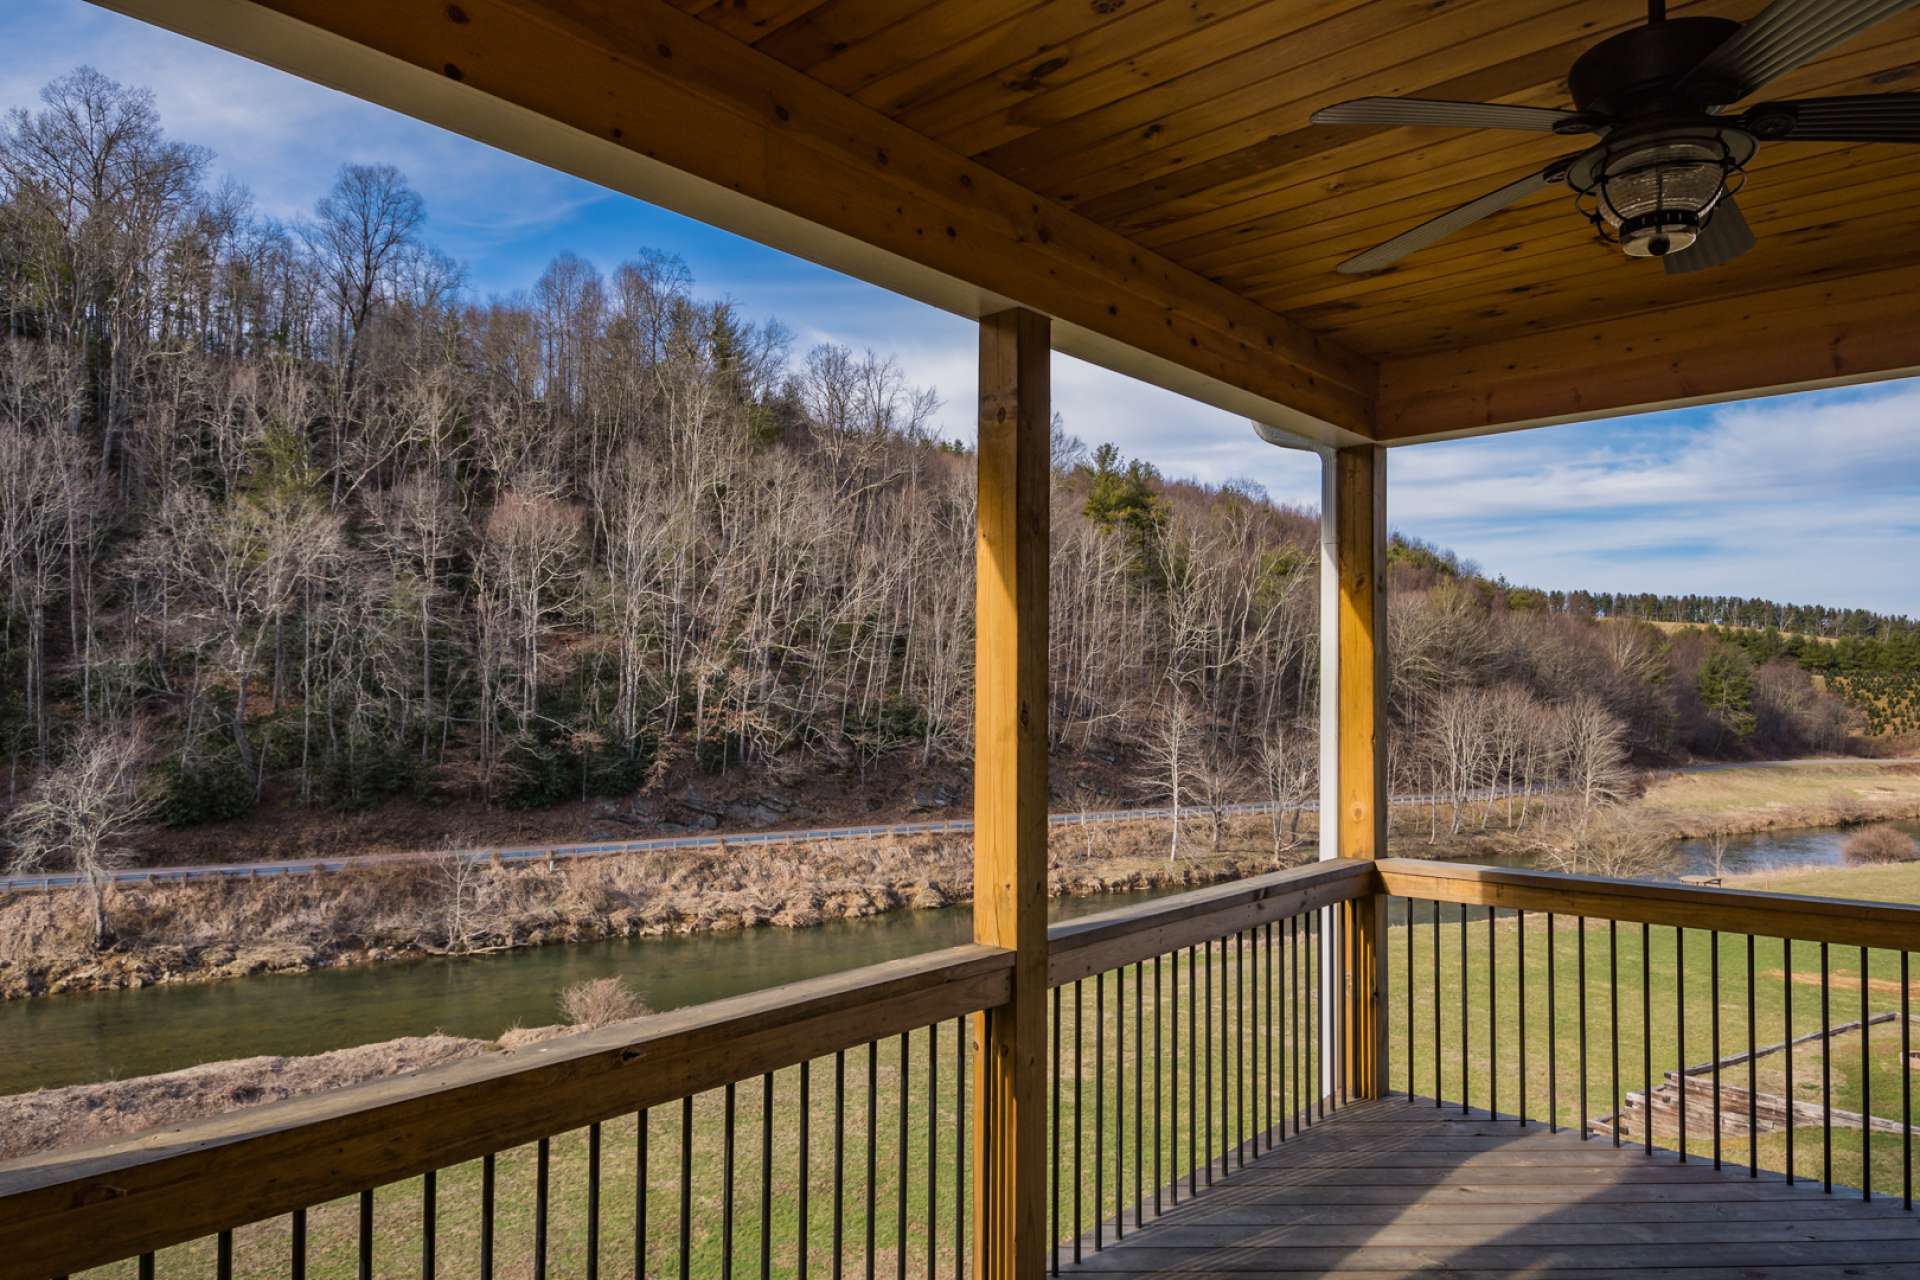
5;727;155;948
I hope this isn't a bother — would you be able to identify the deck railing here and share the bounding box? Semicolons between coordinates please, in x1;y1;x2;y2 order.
1376;858;1920;1206
3;856;1916;1280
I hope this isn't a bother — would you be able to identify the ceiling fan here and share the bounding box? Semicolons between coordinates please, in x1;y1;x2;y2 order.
1310;0;1920;275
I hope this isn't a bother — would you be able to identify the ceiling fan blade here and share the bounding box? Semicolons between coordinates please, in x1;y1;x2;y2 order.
1336;159;1576;275
1744;93;1920;141
1663;198;1756;275
1683;0;1920;101
1311;97;1583;132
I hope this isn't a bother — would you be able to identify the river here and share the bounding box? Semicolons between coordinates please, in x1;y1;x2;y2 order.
0;886;1174;1097
5;818;1915;1098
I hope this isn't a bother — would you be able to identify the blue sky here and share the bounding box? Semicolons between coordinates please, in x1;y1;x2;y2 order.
7;2;1917;615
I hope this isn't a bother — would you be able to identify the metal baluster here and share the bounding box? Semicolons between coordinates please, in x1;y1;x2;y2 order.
293;1207;308;1280
766;1074;778;1280
1490;906;1499;1119
537;1137;551;1280
1610;919;1620;1148
1434;902;1442;1110
482;1153;497;1280
1642;923;1652;1156
1051;984;1061;1275
1519;909;1528;1127
1677;927;1688;1163
1312;911;1323;1123
1460;903;1470;1114
723;1085;737;1280
1295;915;1305;1132
424;1168;438;1280
833;1052;846;1280
1121;967;1136;1228
1902;951;1911;1211
1170;949;1180;1205
1154;954;1164;1216
1115;967;1126;1237
865;1042;877;1280
638;1109;650;1280
1407;901;1417;1102
1095;972;1105;1251
1712;930;1723;1170
1578;917;1588;1140
1224;933;1236;1166
587;1125;601;1280
360;1189;374;1280
1862;946;1873;1202
954;1018;965;1280
1275;921;1287;1139
927;1026;937;1280
1548;914;1558;1133
897;1035;909;1279
681;1098;695;1280
800;1067;811;1280
1239;929;1249;1165
1075;980;1084;1259
1748;938;1758;1177
1251;924;1267;1143
1823;941;1833;1194
1333;907;1345;1110
1204;939;1215;1184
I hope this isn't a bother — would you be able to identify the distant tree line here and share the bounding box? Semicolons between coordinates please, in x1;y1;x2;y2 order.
0;69;1874;882
1519;587;1916;644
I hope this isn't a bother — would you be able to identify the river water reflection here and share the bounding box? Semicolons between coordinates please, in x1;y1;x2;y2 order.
6;818;1915;1097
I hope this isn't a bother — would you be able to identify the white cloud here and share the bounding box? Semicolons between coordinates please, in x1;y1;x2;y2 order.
1391;382;1920;614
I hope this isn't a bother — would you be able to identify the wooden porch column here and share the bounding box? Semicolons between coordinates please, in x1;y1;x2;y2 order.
1332;445;1389;1098
972;307;1049;1280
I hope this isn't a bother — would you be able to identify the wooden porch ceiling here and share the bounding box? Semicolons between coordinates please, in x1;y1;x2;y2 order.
100;0;1920;444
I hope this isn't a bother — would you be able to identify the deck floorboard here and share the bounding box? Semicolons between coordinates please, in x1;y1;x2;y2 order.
1061;1095;1920;1278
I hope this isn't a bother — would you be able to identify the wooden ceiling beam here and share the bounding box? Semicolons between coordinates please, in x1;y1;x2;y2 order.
93;0;1376;443
1376;266;1920;441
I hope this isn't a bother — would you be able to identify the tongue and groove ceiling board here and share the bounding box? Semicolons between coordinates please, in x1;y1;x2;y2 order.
97;0;1920;441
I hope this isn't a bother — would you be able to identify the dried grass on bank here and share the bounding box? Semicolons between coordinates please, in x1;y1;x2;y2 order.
0;816;1308;1000
0;1034;491;1162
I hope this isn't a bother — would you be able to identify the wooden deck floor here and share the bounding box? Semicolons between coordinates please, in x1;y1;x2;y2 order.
1065;1095;1920;1278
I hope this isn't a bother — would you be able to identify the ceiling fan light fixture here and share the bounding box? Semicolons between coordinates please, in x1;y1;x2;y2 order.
1570;129;1753;258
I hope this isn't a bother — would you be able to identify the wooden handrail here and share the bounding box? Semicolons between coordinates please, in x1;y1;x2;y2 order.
1046;858;1376;987
1377;858;1920;951
0;944;1013;1280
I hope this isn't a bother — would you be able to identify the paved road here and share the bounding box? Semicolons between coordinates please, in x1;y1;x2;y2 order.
0;791;1523;893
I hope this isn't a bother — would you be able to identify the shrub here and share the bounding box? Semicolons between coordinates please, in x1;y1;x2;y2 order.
323;738;423;810
153;753;256;828
1842;825;1919;865
559;977;651;1029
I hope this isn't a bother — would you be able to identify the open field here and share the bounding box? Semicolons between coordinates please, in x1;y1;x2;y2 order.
1635;759;1920;837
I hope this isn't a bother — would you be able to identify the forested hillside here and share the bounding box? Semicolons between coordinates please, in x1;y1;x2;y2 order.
0;69;1895;872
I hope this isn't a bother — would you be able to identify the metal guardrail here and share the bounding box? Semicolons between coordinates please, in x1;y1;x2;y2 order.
0;790;1526;893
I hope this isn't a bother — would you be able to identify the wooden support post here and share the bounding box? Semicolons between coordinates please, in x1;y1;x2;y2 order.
972;307;1050;1280
1333;445;1389;1099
